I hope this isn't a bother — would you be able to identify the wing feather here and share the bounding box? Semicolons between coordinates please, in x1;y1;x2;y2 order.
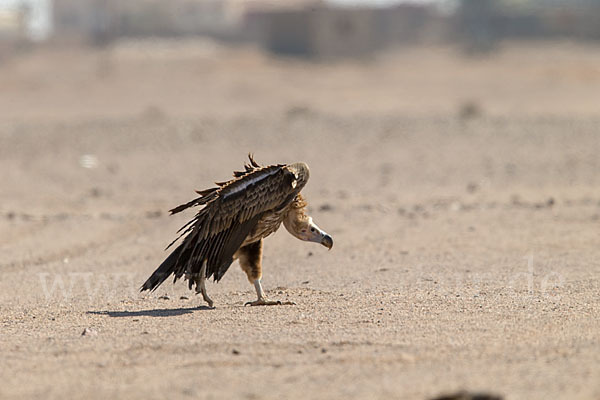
164;159;304;283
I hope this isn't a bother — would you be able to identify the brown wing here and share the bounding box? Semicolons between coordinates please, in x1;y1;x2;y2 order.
169;161;304;283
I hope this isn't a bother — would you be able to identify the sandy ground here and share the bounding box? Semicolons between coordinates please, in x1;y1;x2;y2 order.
2;40;600;399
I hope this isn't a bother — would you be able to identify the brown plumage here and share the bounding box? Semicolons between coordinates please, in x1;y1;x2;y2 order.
141;155;333;307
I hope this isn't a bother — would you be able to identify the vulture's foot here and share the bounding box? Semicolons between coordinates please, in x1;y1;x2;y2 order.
194;261;214;308
245;298;296;306
199;291;214;308
246;279;296;306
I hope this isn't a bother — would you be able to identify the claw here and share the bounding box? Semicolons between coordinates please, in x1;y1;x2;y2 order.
244;298;295;306
246;279;296;306
201;292;214;308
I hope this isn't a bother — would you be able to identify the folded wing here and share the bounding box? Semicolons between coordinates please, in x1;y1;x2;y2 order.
165;161;302;285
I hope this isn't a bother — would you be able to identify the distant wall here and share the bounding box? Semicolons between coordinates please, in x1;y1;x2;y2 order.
52;0;235;44
311;7;378;59
49;0;600;55
456;0;600;52
0;7;29;59
244;4;439;59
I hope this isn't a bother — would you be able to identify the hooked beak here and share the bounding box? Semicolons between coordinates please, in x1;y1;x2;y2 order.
304;218;333;250
321;234;333;250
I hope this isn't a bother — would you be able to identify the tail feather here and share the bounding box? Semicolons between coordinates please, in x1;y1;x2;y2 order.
140;244;183;292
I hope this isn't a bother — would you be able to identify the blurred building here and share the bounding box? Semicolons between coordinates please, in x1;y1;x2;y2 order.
244;3;443;59
0;6;28;57
244;5;376;59
456;0;600;52
50;0;443;57
52;0;237;44
48;0;600;57
0;9;24;38
539;2;600;39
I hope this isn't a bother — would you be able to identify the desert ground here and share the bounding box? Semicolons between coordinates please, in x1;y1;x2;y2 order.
2;40;600;399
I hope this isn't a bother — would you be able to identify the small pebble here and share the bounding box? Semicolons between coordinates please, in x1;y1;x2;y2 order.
466;182;479;193
145;210;162;219
319;203;333;212
79;154;99;169
81;327;97;337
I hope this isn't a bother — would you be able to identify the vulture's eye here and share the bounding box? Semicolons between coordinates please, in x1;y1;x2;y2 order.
310;227;315;233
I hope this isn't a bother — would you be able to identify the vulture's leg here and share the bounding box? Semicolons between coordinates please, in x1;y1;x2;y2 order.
238;240;294;306
195;260;213;307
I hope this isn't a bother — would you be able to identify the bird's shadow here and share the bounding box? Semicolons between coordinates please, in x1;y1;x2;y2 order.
87;306;213;318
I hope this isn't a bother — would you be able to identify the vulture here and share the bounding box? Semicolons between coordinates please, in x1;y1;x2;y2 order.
141;155;333;306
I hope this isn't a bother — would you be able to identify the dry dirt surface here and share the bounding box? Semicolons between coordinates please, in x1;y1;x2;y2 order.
2;41;600;400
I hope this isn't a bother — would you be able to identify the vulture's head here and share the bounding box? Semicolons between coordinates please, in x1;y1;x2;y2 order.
292;216;333;250
283;194;333;250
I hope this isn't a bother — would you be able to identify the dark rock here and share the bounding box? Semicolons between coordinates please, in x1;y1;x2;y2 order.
430;390;503;400
81;327;97;337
